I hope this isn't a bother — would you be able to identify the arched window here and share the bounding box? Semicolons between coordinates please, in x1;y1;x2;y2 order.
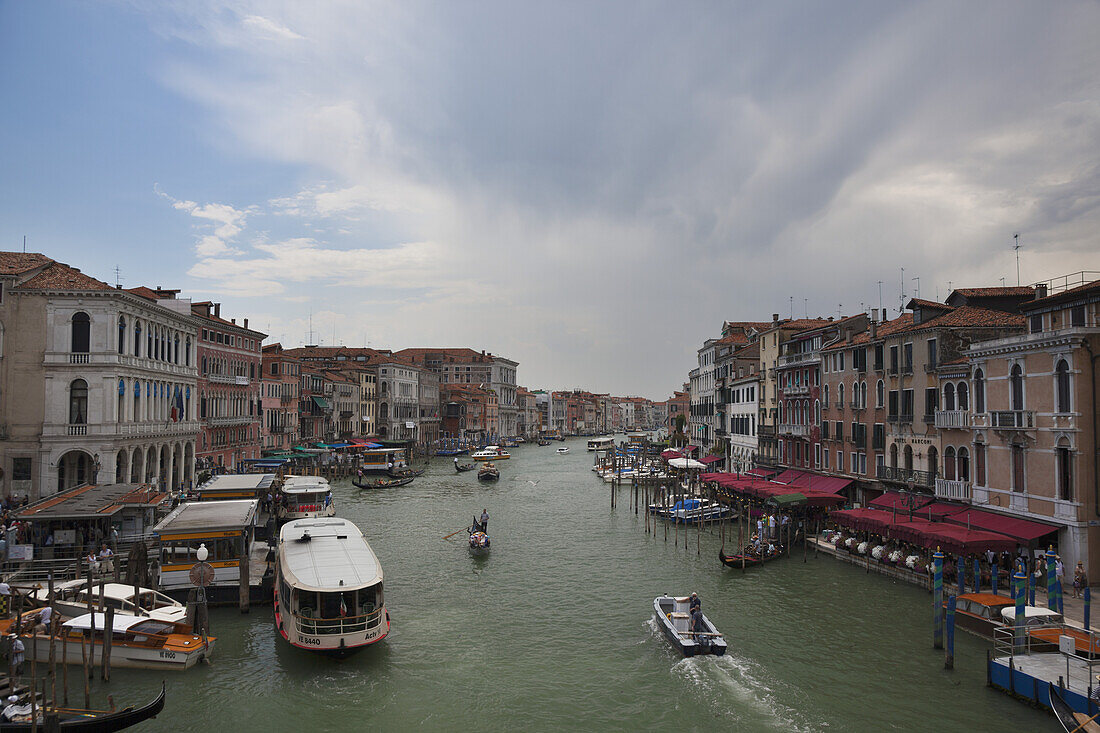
860;381;867;408
876;379;884;408
117;379;125;423
838;383;844;407
823;384;829;406
133;379;141;421
903;444;913;472
185;336;191;366
1057;438;1073;501
928;445;939;478
134;321;142;357
851;381;858;406
1056;359;1071;413
958;447;970;482
174;334;180;364
974;368;985;413
975;440;986;485
69;379;88;424
71;312;90;353
889;443;898;468
1010;364;1024;410
957;382;969;411
814;399;821;424
147;327;153;360
944;446;956;480
117;316;126;354
943;383;955;411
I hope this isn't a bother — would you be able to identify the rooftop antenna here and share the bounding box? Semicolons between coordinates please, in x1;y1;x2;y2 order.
899;267;905;313
803;298;808;318
789;296;793;320
837;303;843;320
1000;277;1006;287
877;281;883;311
308;309;314;345
23;235;26;253
1014;233;1021;286
912;276;920;300
113;265;123;289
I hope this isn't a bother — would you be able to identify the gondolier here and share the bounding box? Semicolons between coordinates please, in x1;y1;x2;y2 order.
480;509;489;532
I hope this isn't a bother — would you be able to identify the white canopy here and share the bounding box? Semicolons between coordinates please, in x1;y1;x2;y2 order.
668;457;706;470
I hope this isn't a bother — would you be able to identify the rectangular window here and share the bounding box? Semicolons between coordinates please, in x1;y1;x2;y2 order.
12;457;31;482
821;421;829;439
889;345;899;372
925;388;938;417
927;339;937;368
823;450;830;469
874;344;884;371
835;421;844;441
814;445;821;467
901;389;914;418
888;390;899;417
859;453;867;475
1030;314;1043;334
836;451;843;472
850;452;857;473
1072;306;1086;327
903;343;913;370
839;353;845;371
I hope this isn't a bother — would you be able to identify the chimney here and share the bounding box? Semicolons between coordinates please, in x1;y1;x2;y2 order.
881;308;887;321
772;313;779;325
870;320;878;339
1034;284;1048;299
214;303;221;318
231;318;236;325
244;318;248;329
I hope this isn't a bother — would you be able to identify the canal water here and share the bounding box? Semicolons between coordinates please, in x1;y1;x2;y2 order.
88;440;1050;731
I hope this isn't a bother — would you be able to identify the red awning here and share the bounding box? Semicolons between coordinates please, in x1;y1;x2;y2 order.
661;449;683;460
791;475;852;494
831;508;898;533
867;491;934;511
944;509;1058;546
772;469;808;484
908;502;968;520
698;455;724;465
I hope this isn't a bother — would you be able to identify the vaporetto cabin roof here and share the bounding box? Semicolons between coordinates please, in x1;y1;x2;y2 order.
278;518;382;592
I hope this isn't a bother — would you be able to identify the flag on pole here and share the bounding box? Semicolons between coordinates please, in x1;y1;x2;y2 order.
339;594;348;617
172;386;184;422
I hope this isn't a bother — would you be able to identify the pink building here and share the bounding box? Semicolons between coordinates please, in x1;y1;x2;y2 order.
261;343;301;452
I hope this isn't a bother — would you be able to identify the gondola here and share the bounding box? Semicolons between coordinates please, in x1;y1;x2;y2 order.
0;683;165;732
352;476;414;490
388;467;425;478
1049;682;1100;732
455;463;475;473
718;545;783;569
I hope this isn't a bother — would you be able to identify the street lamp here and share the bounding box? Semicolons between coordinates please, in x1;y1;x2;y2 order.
197;543;208;562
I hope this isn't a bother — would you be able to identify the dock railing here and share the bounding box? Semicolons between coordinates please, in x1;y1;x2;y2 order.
296;605;387;636
993;621;1100;693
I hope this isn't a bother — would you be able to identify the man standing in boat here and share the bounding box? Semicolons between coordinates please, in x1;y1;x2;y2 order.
689;592;700;614
480;509;489;533
690;602;708;650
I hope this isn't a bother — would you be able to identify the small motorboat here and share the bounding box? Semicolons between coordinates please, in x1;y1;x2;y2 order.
1050;682;1100;732
353;476;414;490
556;447;570;454
0;683;166;731
478;463;500;481
537;439;551;446
653;595;726;657
455;462;476;473
468;530;491;556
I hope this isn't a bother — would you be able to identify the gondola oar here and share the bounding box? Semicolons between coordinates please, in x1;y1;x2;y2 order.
443;527;470;540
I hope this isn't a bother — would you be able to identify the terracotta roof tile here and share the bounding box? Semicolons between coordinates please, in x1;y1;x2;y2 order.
908;298;952;310
1024;279;1100;309
952;286;1035;298
18;262;112;291
0;252;53;276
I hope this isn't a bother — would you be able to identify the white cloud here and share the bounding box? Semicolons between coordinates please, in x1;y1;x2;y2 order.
241;15;303;42
157;186;249;257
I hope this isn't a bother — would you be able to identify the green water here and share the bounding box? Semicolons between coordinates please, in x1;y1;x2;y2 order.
81;441;1050;731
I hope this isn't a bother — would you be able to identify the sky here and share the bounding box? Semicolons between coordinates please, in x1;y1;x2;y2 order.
2;2;1098;399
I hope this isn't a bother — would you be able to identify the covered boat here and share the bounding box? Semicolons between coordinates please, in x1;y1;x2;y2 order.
477;463;500;481
471;446;510;461
27;580;186;624
274;518;389;657
653;595;726;657
276;475;335;522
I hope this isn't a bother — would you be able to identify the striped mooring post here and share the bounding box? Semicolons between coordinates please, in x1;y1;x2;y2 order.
1057;580;1065;615
945;595;956;669
1014;571;1027;652
957;556;965;596
933;549;944;650
1047;546;1058;611
992;561;999;596
1085;587;1092;630
973;557;981;593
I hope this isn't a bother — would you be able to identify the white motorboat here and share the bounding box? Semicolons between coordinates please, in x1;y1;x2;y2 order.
472;446;511;461
653;595;726;657
587;436;614;452
27;580;187;624
5;612;214;670
274;517;389;657
557;447;570;454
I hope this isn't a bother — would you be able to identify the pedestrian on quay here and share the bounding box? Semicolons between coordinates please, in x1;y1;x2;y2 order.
1074;562;1088;599
1057;556;1066;588
8;635;24;682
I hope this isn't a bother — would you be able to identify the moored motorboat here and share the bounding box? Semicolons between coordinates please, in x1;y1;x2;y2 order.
652;595;726;657
0;683;166;732
27;580;187;624
274;517;389;657
478;463;500;481
1;613;214;670
353;476;414;490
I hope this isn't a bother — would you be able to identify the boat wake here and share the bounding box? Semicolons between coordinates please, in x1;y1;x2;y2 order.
670;645;825;732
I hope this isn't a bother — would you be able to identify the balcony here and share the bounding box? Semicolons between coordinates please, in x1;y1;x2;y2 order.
886;414;913;425
935;478;971;501
990;410;1035;429
67;424;87;436
70;353;90;364
924;362;939;373
340;410;354;419
45;352;198;378
900;363;914;375
778;351;818;368
269;425;286;434
280;394;294;405
873;362;884;373
784;384;810;396
758;425;775;437
848;399;863;410
207;415;254;427
922;414;935;424
934;410;971;429
778;423;811;437
876;465;935;488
